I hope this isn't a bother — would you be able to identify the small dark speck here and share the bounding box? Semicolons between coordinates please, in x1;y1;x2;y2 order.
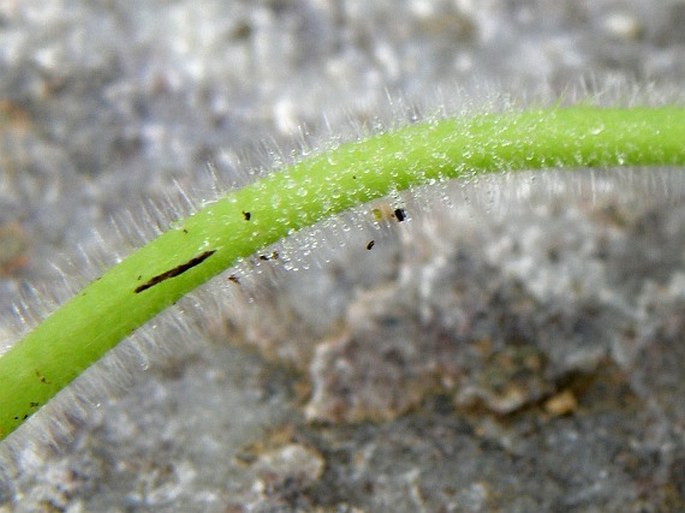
243;211;251;221
352;175;357;180
182;228;188;234
259;251;279;261
394;208;406;222
228;274;240;284
231;22;253;41
366;240;375;250
137;275;142;281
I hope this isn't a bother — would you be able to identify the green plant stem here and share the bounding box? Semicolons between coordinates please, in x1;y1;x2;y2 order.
1;106;684;440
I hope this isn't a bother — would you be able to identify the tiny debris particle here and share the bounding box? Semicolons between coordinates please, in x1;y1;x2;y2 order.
366;240;375;250
228;274;240;284
243;211;252;221
393;208;406;222
371;202;395;222
544;389;578;417
259;251;279;261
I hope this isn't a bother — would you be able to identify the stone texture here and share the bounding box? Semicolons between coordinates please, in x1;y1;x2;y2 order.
2;1;685;512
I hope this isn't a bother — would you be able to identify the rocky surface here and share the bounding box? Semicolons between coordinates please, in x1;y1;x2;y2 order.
1;1;685;511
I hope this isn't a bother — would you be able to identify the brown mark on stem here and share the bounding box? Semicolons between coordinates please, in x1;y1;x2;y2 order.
134;250;217;293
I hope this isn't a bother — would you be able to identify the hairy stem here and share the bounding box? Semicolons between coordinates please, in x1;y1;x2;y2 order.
2;106;685;440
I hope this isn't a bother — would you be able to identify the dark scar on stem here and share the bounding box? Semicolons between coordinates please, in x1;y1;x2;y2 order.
134;250;217;293
35;370;49;384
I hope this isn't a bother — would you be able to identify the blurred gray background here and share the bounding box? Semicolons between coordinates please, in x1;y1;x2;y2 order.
2;1;685;511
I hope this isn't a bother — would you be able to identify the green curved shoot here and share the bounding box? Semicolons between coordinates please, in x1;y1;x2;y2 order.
1;106;685;440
